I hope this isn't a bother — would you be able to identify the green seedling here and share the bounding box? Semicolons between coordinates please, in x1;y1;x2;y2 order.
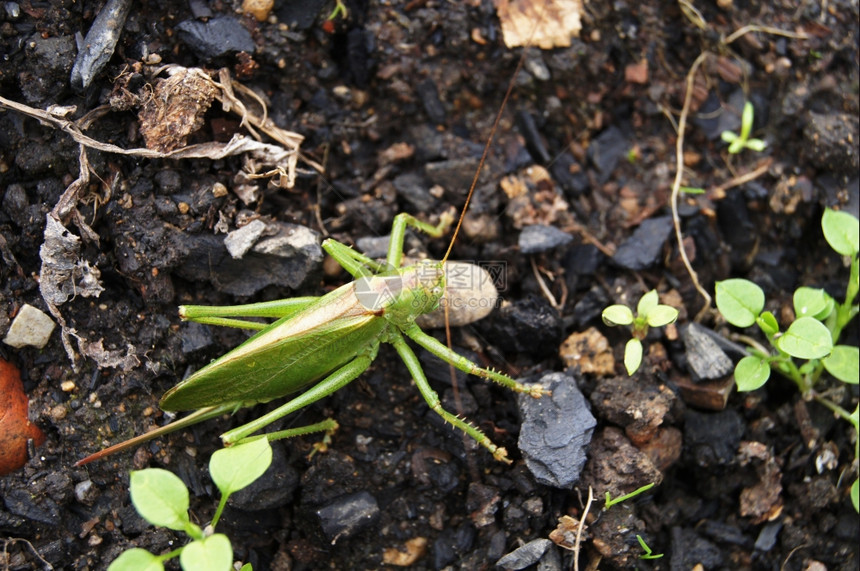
76;58;546;468
720;101;767;154
601;483;664;559
110;438;272;571
327;0;347;20
602;290;679;375
715;208;859;511
636;535;663;560
603;482;656;510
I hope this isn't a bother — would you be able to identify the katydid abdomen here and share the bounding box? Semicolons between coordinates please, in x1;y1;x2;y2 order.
162;284;396;411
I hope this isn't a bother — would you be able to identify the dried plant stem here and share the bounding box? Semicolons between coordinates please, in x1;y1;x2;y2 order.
670;52;712;321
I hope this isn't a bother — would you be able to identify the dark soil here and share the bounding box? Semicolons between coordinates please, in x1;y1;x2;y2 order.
1;1;858;569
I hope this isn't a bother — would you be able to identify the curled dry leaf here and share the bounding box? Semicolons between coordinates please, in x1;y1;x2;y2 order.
138;66;219;152
493;0;583;49
0;358;45;476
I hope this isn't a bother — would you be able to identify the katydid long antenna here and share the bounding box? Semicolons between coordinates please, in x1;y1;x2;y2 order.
440;50;530;265
439;11;547;476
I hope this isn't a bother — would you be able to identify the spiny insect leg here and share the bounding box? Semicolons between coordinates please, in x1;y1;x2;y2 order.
402;323;549;398
390;330;511;464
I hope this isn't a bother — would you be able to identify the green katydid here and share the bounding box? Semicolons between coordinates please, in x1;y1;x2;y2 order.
76;53;547;468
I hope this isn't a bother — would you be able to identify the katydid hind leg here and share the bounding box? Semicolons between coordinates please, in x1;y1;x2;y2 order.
389;330;512;463
219;344;379;445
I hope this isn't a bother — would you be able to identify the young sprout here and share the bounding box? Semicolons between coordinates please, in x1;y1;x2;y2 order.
327;0;348;20
715;208;859;512
602;290;679;375
721;101;767;154
109;438;273;571
603;482;656;510
636;535;664;560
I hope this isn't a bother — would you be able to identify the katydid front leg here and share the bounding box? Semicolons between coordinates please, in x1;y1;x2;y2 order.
321;211;455;280
385;210;455;267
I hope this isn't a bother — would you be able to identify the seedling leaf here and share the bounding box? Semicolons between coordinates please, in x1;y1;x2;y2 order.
210;437;273;497
715;279;765;327
624;338;643;376
734;355;771;391
745;138;767;152
822;345;859;384
793;287;833;320
721;130;739;144
636;534;663;559
637;290;659;318
603;305;634;326
740;101;754;139
646;305;678;327
756;311;779;337
776;317;833;359
129;469;191;531
108;548;164;571
822;208;860;256
179;534;233;571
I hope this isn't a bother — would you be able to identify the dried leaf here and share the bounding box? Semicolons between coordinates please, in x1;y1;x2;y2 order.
138;66;219;152
493;0;583;49
39;215;104;306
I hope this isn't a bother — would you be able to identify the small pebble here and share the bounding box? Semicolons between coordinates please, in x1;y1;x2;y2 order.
211;182;228;197
50;404;67;421
3;304;56;349
496;538;552;570
224;219;267;259
74;480;97;505
382;537;428;566
612;215;673;270
518;225;572;254
242;0;273;21
316;491;380;543
175;16;255;60
517;373;596;488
